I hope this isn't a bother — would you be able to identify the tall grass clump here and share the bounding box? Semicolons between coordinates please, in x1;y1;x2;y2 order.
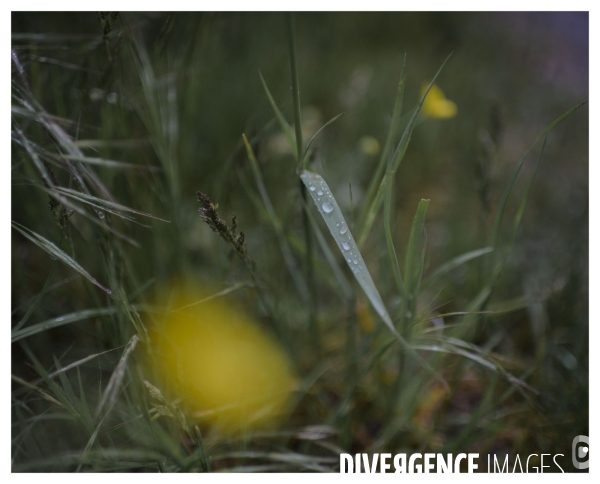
12;12;588;472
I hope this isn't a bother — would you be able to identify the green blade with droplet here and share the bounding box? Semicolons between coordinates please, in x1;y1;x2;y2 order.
300;170;393;330
300;169;447;389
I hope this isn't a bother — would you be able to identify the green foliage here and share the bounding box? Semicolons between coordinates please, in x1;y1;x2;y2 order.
11;12;588;473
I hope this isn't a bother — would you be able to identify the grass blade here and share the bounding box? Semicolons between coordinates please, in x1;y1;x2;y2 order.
285;12;321;351
12;222;112;295
12;308;118;343
404;200;430;300
95;334;139;419
359;54;406;231
300;112;344;169
301;170;448;390
259;71;296;158
502;136;547;264
242;134;310;304
358;54;452;247
468;103;586;315
300;170;392;328
13;259;60;332
383;170;406;301
302;199;353;300
491;102;587;256
56;187;170;223
19;342;94;435
44;188;141;247
13;347;122;396
287;12;304;166
171;282;250;312
381;59;407;301
60;155;161;171
422;247;494;291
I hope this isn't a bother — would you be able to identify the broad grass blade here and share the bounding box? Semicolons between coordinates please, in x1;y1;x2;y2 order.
302;200;353;300
301;170;447;388
300;170;393;328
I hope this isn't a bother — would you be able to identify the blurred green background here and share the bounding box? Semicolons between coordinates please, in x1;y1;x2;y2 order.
12;12;588;472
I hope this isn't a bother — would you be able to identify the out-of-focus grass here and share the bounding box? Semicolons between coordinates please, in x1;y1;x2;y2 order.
11;12;588;472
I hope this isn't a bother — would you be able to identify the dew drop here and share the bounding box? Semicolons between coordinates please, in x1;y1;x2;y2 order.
342;242;350;251
309;185;316;191
322;202;334;213
317;190;324;196
353;259;358;265
339;225;348;235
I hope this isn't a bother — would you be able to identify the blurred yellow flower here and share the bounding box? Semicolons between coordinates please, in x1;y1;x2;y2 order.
151;281;295;433
421;83;457;119
358;135;381;156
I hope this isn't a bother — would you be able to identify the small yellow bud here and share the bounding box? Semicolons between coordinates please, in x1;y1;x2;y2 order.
421;83;458;119
359;135;381;156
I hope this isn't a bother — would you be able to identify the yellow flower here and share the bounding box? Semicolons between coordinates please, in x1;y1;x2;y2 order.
359;135;381;156
421;83;457;119
151;281;295;433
